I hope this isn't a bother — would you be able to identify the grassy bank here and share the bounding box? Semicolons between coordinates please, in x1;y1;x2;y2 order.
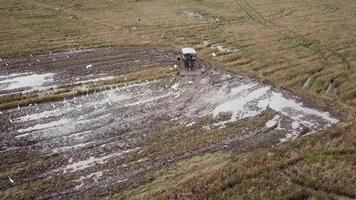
119;121;356;199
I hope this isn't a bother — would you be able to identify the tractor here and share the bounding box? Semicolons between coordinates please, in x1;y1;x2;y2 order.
177;47;202;76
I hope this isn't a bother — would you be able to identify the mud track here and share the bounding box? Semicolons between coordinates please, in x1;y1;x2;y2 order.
0;47;176;95
0;47;338;199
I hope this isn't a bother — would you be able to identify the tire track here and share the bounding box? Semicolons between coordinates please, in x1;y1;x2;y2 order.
283;170;356;199
234;0;351;91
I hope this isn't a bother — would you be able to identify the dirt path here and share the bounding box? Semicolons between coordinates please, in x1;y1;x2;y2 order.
0;47;339;199
0;47;176;95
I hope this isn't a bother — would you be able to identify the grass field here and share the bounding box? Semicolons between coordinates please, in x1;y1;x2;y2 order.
1;0;355;108
0;0;355;199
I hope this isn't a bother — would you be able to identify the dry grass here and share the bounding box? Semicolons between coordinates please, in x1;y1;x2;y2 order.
1;0;355;109
140;110;275;161
0;0;355;199
118;121;356;200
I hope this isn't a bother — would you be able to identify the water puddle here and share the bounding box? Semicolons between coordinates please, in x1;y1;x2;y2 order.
61;148;140;173
203;81;338;133
183;10;204;19
0;73;54;92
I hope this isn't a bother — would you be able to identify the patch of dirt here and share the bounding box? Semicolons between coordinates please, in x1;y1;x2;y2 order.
0;47;177;95
0;47;339;199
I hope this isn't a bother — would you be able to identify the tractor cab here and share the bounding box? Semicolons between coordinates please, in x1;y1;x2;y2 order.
178;48;198;70
178;48;202;76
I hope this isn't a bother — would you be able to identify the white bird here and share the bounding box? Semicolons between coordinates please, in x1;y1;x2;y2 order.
212;52;216;57
0;111;2;115
9;118;13;123
5;62;8;66
52;104;56;109
8;177;15;184
17;105;20;110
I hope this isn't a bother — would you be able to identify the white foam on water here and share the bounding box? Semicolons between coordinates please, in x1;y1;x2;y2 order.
291;121;300;130
74;171;104;190
186;122;196;127
62;147;140;173
265;115;281;128
15;133;30;139
229;83;257;97
0;73;54;91
207;82;257;103
17;118;70;134
74;113;112;125
212;86;271;121
62;130;92;140
171;83;179;91
0;72;32;80
183;10;203;19
125;93;172;107
204;79;338;141
279;133;298;143
17;108;74;122
257;91;339;124
13;79;159;140
52;141;96;153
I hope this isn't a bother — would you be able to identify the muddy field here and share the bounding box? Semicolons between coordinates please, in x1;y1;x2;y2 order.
0;47;177;95
0;47;339;199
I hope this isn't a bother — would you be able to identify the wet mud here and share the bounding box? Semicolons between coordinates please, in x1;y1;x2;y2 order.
0;47;338;199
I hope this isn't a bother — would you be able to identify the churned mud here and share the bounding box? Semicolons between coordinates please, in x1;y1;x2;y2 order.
0;47;338;199
0;47;177;95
